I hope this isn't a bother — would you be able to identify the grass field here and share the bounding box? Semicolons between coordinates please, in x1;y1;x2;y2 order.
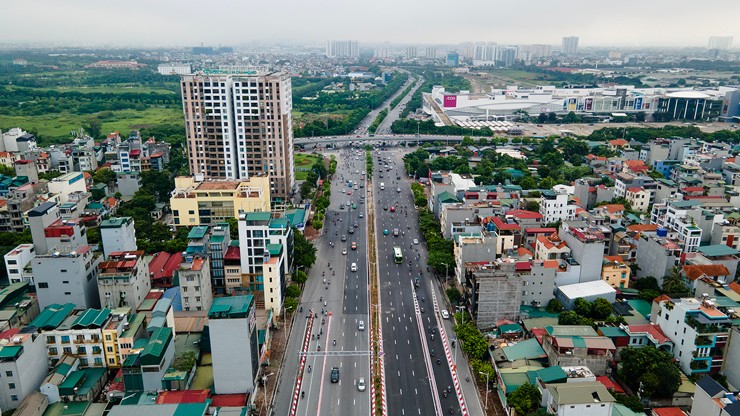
294;153;322;180
0;107;183;143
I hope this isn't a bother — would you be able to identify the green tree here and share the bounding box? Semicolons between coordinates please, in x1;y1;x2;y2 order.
538;177;556;189
573;298;592;317
538;113;547;123
507;383;541;416
618;346;681;398
525;200;540;212
662;266;690;297
519;176;537;190
283;297;299;314
293;270;308;284
614;393;644;412
632;276;660;292
285;284;301;298
591;298;614;319
293;228;317;270
93;168;117;186
82;118;102;139
446;288;462;304
558;310;594;326
546;299;563;313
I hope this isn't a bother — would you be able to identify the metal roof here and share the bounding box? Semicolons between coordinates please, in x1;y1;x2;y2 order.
141;327;173;364
697;244;740;257
30;303;76;330
72;308;111;329
208;295;253;319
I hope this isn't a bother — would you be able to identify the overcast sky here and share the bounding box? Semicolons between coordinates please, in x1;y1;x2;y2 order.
2;0;739;48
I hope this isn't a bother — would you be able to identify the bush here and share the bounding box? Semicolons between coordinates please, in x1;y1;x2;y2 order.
545;299;563;313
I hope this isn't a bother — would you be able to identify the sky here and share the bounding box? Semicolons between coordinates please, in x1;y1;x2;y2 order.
1;0;739;48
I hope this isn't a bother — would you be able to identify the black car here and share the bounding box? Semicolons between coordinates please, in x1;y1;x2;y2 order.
348;228;354;234
331;367;340;383
341;235;347;242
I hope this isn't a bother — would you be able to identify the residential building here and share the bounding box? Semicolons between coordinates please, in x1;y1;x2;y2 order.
147;252;182;288
47;172;86;203
540;190;577;224
518;259;558;308
325;40;359;58
625;187;651;213
28;202;61;255
635;232;683;284
535;232;570;261
116;172;141;198
157;63;191;75
207;223;231;293
540;325;616;375
99;217;137;259
122;327;175;392
0;282;41;331
97;251;151;310
724;326;740;389
170;176;270;226
620;324;674;352
33;245;100;310
31;305;111;368
601;256;631;289
652;297;732;376
561;36;579;54
690;374;740;416
178;254;213;312
687;245;740;283
4;244;35;284
42;218;88;255
39;354;80;403
559;221;607;282
614;173;656;202
708;36;733;50
208;296;258;394
180;70;295;202
484;216;520;256
462;261;522;330
543;381;616;415
101;309;134;368
452;232;498;286
0;329;48;410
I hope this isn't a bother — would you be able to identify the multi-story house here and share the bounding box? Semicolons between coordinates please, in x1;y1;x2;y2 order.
601;256;631;289
97;251;151;310
208;223;231;292
4;243;35;284
33;246;101;310
540;325;616;375
0;328;48;410
650;199;703;253
462;261;522;330
178;254;213;313
539;190;577;224
122;327;174;392
99;217;137;259
208;296;258;394
690;375;740;416
652;297;732;376
558;222;607;282
543;381;616;416
31;305;112;368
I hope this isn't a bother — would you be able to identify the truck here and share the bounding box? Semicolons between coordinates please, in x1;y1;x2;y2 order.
380;182;385;190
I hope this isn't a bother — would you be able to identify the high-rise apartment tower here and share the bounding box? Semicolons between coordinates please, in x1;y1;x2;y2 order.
180;70;295;203
562;36;579;55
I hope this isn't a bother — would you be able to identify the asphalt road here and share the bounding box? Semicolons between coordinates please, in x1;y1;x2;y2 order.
274;150;370;416
353;71;415;136
373;150;463;415
374;76;425;135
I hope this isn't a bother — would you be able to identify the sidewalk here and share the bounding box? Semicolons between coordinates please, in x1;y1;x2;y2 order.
254;314;294;416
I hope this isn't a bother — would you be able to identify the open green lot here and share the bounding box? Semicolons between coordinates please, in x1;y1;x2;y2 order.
294;153;322;180
0;107;183;143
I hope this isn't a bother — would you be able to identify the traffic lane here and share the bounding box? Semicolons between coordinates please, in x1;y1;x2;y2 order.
375;201;435;413
377;153;461;413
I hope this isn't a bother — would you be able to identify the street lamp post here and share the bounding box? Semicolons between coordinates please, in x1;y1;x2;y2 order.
456;305;465;326
283;306;293;332
440;262;450;286
479;371;490;411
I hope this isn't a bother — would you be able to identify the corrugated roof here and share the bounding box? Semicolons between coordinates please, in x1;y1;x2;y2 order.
72;308;111;329
696;374;725;397
30;303;76;329
698;245;740;257
547;381;616;405
208;295;253;319
122;313;145;338
501;338;546;361
187;226;209;240
141;327;173;364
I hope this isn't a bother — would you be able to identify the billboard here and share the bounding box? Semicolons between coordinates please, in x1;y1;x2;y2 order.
634;97;643;110
443;95;458;108
567;98;577;112
585;98;593;111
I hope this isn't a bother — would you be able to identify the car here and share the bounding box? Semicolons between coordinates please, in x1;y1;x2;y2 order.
360;183;364;188
347;191;352;195
341;189;345;194
331;367;340;383
340;204;345;210
390;206;396;212
357;377;366;392
383;206;388;211
397;187;401;192
341;235;347;242
379;174;384;178
383;229;389;235
359;213;364;218
413;238;419;245
358;320;365;331
393;228;399;236
342;248;347;255
354;222;359;228
360;199;364;204
346;201;351;206
348;228;354;234
441;310;450;319
351;263;357;272
351;242;357;250
352;204;357;209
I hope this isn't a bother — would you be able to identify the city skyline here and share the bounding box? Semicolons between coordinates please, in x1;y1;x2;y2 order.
1;0;739;48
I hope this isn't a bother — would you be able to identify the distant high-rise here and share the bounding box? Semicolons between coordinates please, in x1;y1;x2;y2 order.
445;52;460;66
562;36;579;55
708;36;733;50
473;43;497;62
497;47;518;67
406;46;417;59
325;40;359;58
180;70;295;201
425;47;437;59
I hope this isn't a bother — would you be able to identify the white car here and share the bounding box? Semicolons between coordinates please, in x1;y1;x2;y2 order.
357;377;366;392
358;320;365;331
441;310;450;319
359;213;364;218
351;263;357;272
342;248;347;255
413;239;419;245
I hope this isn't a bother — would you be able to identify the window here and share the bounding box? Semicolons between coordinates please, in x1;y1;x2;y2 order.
8;383;15;389
107;346;114;352
105;335;112;341
60;269;67;273
10;395;18;402
63;347;72;354
61;336;70;344
5;371;12;377
38;282;49;289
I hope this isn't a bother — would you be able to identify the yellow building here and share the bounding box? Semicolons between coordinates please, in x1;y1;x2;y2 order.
170;176;271;226
101;307;131;368
602;256;631;289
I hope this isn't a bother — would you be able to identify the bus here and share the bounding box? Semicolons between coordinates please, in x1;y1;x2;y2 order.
393;246;403;264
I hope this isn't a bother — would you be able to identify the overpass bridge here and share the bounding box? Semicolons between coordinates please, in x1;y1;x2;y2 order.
294;134;464;145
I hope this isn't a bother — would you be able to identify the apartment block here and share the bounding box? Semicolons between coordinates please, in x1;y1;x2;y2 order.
558;221;607;282
47;172;86;203
4;243;35;284
539;190;577;224
180;70;295;202
170;176;270;226
690;375;740;416
178;254;213;313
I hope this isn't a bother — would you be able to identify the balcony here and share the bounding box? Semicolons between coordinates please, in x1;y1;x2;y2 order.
695;335;714;346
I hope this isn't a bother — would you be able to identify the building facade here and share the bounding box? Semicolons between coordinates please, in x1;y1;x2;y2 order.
180;71;295;202
99;217;137;259
208;296;258;394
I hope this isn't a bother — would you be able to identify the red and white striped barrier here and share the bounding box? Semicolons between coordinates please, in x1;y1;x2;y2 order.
289;313;315;416
438;314;468;416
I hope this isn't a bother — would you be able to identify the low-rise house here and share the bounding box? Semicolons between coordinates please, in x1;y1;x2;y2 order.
543;381;616;416
540;325;616;376
122;326;175;392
